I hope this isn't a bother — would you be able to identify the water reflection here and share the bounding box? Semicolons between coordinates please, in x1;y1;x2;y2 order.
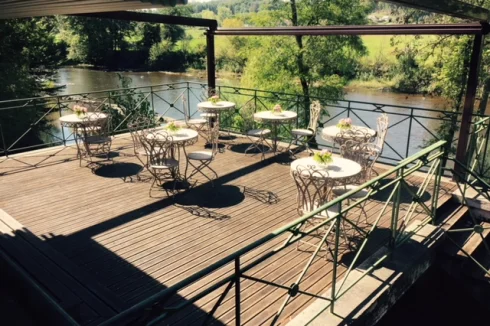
51;68;451;162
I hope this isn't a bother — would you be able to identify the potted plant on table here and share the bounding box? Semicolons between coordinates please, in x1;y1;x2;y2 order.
73;105;88;118
313;149;333;168
271;104;283;115
337;118;353;130
209;95;221;105
165;121;181;135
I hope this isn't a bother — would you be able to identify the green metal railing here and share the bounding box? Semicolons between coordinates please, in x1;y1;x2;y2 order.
445;117;490;277
98;140;446;326
2;81;486;170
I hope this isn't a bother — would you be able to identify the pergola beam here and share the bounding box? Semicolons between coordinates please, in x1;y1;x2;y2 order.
0;0;186;19
383;0;490;22
74;10;217;29
215;23;486;36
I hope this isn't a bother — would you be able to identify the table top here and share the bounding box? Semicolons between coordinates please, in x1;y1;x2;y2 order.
254;110;298;123
59;113;108;124
197;101;236;112
321;124;376;142
149;127;198;144
290;156;362;179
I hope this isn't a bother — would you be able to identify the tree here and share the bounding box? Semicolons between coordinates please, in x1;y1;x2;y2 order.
241;0;371;121
0;18;63;152
65;17;132;66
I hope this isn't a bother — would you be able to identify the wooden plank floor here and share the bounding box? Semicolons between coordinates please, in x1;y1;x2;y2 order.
0;134;457;325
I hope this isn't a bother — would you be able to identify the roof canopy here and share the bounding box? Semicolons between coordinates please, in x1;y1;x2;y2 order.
0;0;186;19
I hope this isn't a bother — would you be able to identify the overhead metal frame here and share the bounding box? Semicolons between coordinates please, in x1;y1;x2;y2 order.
384;0;490;22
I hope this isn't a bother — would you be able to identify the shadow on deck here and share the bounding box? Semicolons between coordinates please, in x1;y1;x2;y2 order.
0;134;456;325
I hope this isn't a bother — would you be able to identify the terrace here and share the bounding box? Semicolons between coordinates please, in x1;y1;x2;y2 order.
2;0;490;325
2;81;487;325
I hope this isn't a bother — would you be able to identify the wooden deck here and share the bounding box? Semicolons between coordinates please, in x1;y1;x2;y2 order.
0;134;457;325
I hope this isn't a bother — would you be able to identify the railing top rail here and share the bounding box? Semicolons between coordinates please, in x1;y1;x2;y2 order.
0;81;202;104
100;139;447;326
0;81;488;119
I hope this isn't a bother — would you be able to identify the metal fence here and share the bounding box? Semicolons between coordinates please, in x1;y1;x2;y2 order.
0;81;485;165
98;140;446;325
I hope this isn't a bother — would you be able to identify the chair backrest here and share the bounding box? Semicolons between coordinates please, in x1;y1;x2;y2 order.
375;114;389;153
340;140;373;182
139;131;174;167
291;165;334;216
81;112;111;138
308;101;322;132
128;116;153;154
240;102;257;132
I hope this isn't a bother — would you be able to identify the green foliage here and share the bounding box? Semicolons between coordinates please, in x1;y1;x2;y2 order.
0;17;63;152
64;17;132;67
106;74;153;133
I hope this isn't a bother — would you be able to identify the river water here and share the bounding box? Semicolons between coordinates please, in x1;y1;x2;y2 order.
54;68;449;162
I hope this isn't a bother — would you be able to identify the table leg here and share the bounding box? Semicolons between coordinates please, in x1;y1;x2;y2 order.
272;123;278;154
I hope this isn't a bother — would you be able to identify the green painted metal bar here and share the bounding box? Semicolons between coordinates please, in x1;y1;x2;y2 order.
99;140;447;325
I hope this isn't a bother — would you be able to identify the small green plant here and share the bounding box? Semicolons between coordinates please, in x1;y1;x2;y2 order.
337;118;353;130
271;104;282;115
165;121;180;133
313;149;333;165
209;95;220;104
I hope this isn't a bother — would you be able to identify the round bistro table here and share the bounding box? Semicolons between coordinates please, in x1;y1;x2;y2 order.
253;111;298;153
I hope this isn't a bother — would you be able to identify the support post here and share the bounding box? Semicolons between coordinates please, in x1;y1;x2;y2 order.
206;29;216;96
455;33;484;180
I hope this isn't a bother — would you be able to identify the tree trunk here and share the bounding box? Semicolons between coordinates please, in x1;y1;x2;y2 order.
290;0;310;123
444;38;472;162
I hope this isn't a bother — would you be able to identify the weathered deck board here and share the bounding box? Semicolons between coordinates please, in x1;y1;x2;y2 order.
0;134;456;325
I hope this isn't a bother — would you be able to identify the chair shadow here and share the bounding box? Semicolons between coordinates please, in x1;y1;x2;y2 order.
174;204;231;220
371;178;432;204
228;142;270;155
92;162;144;182
243;186;280;204
175;184;245;209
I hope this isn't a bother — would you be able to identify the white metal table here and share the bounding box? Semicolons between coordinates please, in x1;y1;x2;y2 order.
290;156;362;180
253;110;298;153
59;113;108;128
148;128;199;180
197;101;236;145
59;113;109;158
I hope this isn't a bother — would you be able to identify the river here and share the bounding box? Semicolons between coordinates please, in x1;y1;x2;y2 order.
54;68;449;162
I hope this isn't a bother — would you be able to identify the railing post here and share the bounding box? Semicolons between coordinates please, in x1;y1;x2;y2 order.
235;257;241;326
150;86;155;118
186;82;191;119
455;33;485;180
390;170;403;247
58;97;66;146
431;151;444;224
108;92;114;135
0;123;7;158
406;108;413;158
330;206;342;313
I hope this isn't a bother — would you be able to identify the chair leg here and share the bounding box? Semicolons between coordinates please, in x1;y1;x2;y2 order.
187;160;218;186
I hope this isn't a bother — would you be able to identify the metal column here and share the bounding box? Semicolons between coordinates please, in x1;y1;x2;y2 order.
455;33;485;178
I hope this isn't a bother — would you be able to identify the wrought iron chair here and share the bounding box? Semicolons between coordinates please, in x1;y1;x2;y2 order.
332;140;376;224
333;127;373;150
186;123;220;186
291;165;343;254
77;112;112;167
242;104;271;160
139;131;179;197
367;113;389;160
128;116;154;167
288;100;322;156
